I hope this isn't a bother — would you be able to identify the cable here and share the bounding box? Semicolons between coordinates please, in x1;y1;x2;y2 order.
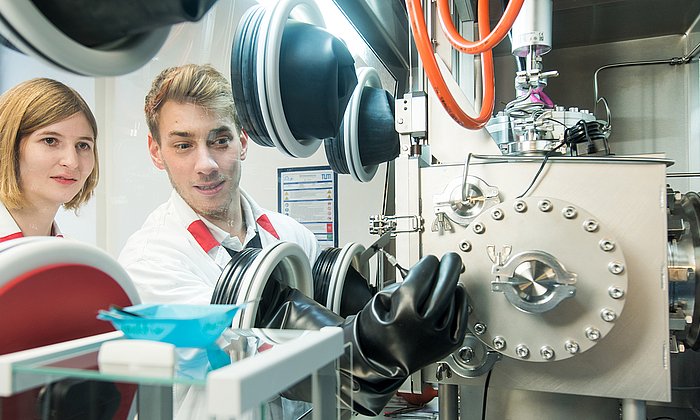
480;370;492;420
505;88;546;118
295;407;313;419
514;118;609;198
377;248;409;278
405;0;495;129
595;96;612;128
436;0;524;54
516;141;566;199
461;153;473;202
542;117;568;129
382;160;392;215
563;120;608;156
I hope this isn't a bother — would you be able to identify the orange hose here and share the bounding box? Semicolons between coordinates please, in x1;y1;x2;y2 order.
406;0;495;129
437;0;524;54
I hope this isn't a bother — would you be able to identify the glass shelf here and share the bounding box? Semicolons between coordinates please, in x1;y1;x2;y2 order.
11;328;311;387
1;327;344;419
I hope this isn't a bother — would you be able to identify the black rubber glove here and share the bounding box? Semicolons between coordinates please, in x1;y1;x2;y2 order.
338;265;374;317
258;253;468;416
260;284;344;330
353;252;468;381
31;0;217;47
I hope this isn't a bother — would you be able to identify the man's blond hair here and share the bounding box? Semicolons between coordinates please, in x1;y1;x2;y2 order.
144;64;240;143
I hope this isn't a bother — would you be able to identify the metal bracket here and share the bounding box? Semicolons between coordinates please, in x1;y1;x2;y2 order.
369;214;424;236
433;175;500;229
395;92;427;137
358;231;393;266
444;334;501;379
432;212;454;232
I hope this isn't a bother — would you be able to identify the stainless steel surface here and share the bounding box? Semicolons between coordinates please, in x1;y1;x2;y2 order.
494;35;691;185
458;380;491;420
441;334;501;380
387;0;698;416
481;0;700;56
485;388;620;419
486;109;597;156
621;399;646;420
510;0;553;57
438;384;459;419
668;172;700;178
395;93;427;137
394;151;422;272
668;192;700;349
462;196;627;361
649;351;700;415
432;175;500;228
592;56;694;116
490;247;580;314
421;157;670;401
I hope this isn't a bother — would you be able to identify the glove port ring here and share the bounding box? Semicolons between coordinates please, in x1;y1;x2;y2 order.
312;242;370;315
212;242;313;328
0;0;169;76
0;236;140;305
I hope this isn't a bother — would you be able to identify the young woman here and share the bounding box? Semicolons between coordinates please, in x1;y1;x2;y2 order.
0;78;98;241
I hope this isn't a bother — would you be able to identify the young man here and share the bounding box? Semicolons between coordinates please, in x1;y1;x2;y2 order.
118;64;318;306
119;64;468;417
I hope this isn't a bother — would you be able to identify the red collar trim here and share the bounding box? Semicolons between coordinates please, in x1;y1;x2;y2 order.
187;220;219;253
256;214;279;239
0;232;23;243
187;215;280;252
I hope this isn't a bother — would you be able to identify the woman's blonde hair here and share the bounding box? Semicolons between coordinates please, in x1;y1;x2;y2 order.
144;64;240;143
0;78;99;210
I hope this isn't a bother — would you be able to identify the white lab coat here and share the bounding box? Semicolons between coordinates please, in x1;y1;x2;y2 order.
118;189;320;419
0;200;62;242
118;189;320;305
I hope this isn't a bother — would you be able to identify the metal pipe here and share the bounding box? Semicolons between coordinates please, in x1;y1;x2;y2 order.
667;172;700;178
593;40;700;114
621;399;645;420
682;41;700;63
593;59;673;114
461;153;473;202
439;383;459;419
474;24;483;111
